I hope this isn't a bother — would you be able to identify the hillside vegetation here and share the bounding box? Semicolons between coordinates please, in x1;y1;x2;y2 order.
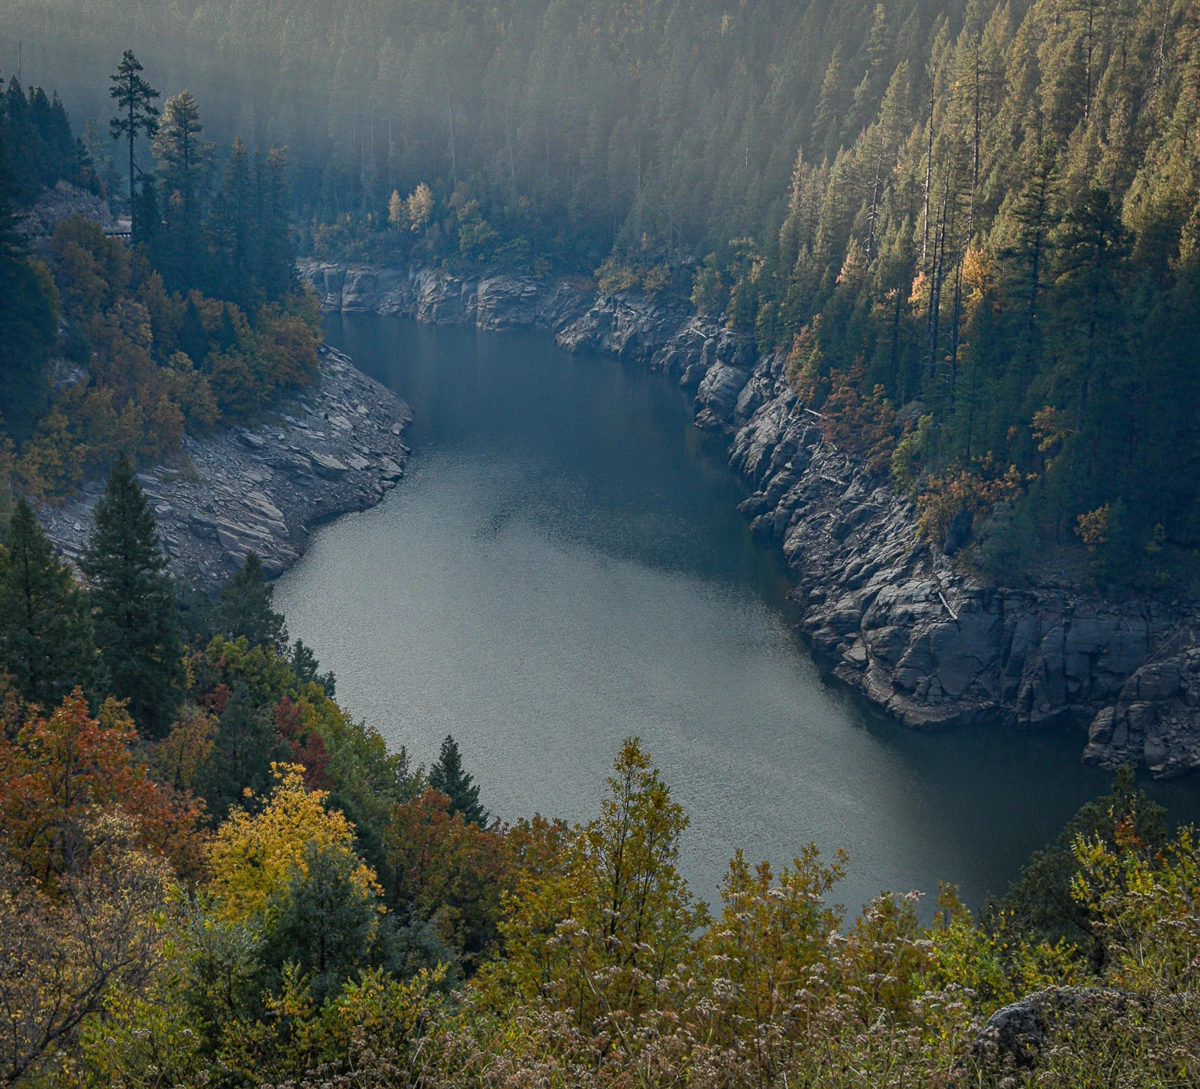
1;7;1200;1081
4;0;1197;584
1;471;1198;1085
0;73;319;499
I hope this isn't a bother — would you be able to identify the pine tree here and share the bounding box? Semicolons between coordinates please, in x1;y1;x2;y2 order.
217;135;254;304
1050;187;1129;432
193;685;288;822
80;453;182;736
0;500;99;709
217;552;288;650
257;146;296;299
291;638;336;697
1005;138;1060;384
108;50;159;232
151;90;215;289
813;44;847;160
428;734;488;826
265;839;385;1003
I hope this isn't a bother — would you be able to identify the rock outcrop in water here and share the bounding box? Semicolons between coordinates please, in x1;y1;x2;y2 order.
300;259;1200;777
40;347;412;593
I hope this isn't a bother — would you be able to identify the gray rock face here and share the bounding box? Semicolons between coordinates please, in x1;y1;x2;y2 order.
297;262;588;332
695;364;751;428
1083;647;1200;776
553;293;689;361
722;350;1190;748
308;259;1200;777
40;347;412;592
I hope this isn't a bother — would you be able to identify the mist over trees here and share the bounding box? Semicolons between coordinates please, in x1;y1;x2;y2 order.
5;0;1200;582
2;6;1200;1082
0;0;949;267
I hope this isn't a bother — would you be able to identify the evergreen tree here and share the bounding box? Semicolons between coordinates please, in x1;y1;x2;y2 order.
257;146;296;299
1005;138;1061;382
217;552;288;650
80;453;182;736
174;567;218;648
131;177;162;251
1049;187;1129;434
226;136;253;280
291;638;336;697
108;50;159;231
2;80;80;199
0;500;99;709
428;735;488;826
264;839;386;1004
813;44;847;160
151;90;215;290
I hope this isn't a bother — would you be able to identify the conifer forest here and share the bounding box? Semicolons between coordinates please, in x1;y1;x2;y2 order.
1;1;1200;1085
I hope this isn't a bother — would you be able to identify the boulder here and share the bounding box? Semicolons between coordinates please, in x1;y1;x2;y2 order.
694;364;751;427
311;452;349;478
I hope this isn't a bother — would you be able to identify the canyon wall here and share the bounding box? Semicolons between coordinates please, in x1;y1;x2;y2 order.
300;260;1200;778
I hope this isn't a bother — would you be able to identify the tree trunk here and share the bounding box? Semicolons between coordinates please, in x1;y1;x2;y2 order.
920;76;935;272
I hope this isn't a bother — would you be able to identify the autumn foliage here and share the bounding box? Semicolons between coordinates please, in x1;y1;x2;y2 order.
0;689;201;885
206;763;380;922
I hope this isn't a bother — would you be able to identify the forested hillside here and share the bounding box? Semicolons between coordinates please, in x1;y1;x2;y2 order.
2;6;1200;1081
0;67;319;498
1;0;954;265
742;0;1200;589
5;0;1198;584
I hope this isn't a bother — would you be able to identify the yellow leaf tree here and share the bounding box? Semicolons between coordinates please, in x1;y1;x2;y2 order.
206;763;379;921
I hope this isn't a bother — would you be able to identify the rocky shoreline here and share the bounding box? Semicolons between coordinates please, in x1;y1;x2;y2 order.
300;259;1200;778
40;346;412;594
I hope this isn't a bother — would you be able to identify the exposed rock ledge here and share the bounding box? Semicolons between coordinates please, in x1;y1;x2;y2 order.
300;259;1200;777
40;346;412;593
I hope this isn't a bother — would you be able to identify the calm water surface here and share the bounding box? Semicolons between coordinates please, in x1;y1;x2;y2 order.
276;315;1197;914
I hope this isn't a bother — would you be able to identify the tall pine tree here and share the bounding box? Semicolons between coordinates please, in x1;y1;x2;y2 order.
108;50;159;231
0;499;100;709
151;90;215;290
80;453;182;736
217;551;288;650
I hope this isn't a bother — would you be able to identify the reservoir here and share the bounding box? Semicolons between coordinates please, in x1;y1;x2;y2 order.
276;314;1195;914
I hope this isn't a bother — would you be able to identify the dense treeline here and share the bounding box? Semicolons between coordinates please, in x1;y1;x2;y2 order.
5;0;1199;583
1;75;98;201
1;10;1199;1077
0;68;318;496
709;0;1200;588
2;464;1199;1086
0;0;959;267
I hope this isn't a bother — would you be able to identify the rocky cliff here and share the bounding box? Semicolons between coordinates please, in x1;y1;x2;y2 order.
40;347;412;594
23;192;414;597
300;260;1200;777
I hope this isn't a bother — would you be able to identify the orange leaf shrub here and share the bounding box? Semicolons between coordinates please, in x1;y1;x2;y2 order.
0;689;202;886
